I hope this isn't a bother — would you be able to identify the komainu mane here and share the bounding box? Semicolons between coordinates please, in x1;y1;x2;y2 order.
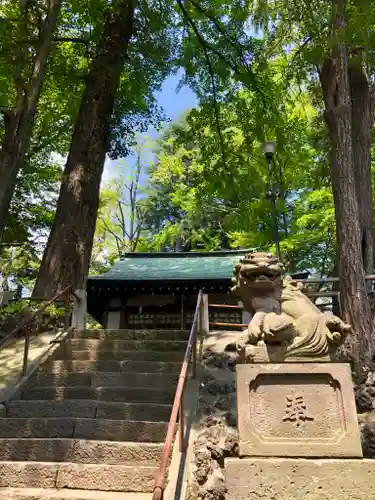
231;252;351;362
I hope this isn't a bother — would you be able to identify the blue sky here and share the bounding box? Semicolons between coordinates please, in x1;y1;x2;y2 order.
102;70;198;183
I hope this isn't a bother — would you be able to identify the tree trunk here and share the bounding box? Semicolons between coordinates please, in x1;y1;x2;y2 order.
331;259;341;317
319;0;374;371
0;0;61;241
33;0;135;298
349;63;374;273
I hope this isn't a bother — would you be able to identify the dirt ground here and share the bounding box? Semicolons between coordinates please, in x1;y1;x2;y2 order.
0;331;57;399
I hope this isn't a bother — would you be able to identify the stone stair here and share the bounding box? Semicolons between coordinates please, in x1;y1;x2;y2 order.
0;329;188;499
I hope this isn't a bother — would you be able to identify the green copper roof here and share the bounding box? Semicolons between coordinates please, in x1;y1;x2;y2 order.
89;250;255;282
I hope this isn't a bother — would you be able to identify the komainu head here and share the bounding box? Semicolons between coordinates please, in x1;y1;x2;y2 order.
231;251;284;295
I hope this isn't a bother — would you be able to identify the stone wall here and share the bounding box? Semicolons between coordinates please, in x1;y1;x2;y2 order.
356;369;375;458
186;333;239;500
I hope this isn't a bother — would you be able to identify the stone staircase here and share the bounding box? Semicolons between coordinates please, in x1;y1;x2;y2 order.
0;329;188;499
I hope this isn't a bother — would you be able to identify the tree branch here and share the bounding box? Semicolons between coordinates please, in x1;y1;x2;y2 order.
174;1;228;165
290;35;312;65
175;0;261;95
99;217;122;257
117;200;127;239
187;0;252;71
20;37;90;44
198;34;227;167
129;205;146;242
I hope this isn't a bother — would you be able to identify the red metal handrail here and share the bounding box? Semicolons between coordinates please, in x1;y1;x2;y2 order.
152;289;203;500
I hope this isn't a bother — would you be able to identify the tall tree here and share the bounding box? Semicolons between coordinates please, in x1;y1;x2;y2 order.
319;0;374;369
348;0;375;272
97;152;147;257
349;62;373;273
33;0;135;297
0;0;62;240
34;0;264;295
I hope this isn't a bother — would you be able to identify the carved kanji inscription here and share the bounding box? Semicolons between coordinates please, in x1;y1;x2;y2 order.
282;390;314;428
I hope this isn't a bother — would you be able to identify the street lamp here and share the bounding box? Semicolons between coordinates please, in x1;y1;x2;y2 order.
262;141;281;259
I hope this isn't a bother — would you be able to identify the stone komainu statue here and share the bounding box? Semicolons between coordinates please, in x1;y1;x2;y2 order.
231;252;351;362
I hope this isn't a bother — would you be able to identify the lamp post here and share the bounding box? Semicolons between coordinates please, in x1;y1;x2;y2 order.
262;141;281;259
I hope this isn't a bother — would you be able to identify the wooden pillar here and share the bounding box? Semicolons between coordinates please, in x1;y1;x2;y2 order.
201;294;209;334
239;300;251;325
106;299;125;329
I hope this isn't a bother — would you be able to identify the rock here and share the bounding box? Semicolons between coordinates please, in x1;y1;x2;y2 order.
357;411;375;425
186;480;200;500
202;352;230;370
199;405;218;418
355;387;373;413
367;386;375;397
195;448;211;466
202;415;224;429
366;371;375;387
193;447;211;485
224;429;239;457
215;393;236;411
224;342;238;352
204;463;226;498
361;422;375;458
190;414;238;499
202;380;235;396
202;351;236;371
195;465;211;485
204;484;227;500
0;404;6;417
226;357;237;372
207;443;224;461
224;409;237;427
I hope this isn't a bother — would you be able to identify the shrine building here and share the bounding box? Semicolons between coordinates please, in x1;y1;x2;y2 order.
86;250;309;330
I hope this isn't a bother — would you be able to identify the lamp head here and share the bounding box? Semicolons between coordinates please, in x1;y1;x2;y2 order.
262;141;277;159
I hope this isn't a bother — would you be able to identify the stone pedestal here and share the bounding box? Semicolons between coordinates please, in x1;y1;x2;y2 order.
225;458;375;500
223;362;372;499
236;363;362;458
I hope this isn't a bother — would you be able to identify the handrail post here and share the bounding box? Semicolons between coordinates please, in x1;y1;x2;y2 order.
192;295;202;380
21;328;30;377
202;293;209;334
72;289;87;330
